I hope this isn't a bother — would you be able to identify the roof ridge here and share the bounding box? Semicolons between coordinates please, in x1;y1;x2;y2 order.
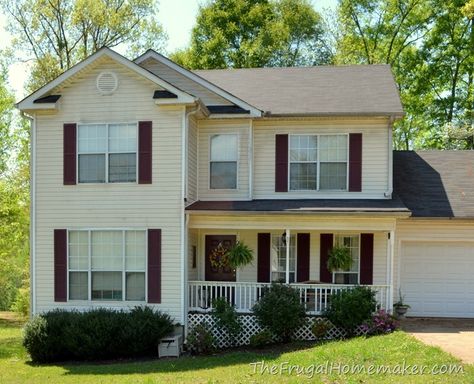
193;64;391;73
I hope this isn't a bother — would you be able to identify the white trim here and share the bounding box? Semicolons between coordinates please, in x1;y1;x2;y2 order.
134;50;262;117
16;47;196;111
180;105;186;324
28;113;36;316
248;120;253;200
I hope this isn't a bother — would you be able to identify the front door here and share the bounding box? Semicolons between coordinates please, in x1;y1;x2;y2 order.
205;235;236;281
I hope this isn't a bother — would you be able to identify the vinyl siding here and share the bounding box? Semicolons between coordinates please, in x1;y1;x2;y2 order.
33;58;184;321
253;118;390;199
197;119;250;200
187;114;198;203
140;58;231;106
394;219;474;303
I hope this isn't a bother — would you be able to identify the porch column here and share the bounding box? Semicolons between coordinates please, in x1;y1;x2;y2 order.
285;229;290;284
389;230;395;311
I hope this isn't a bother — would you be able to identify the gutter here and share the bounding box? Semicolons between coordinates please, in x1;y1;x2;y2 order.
185;209;412;217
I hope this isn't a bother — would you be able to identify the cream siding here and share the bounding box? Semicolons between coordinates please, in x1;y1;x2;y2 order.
187;114;198;203
394;219;474;302
197;119;250;200
140;58;231;106
33;59;184;320
253;119;390;199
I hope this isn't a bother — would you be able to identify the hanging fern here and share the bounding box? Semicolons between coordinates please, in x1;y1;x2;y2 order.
227;241;254;268
327;245;353;272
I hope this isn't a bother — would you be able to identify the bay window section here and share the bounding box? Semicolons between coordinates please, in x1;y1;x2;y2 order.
333;234;360;284
210;134;238;189
271;234;296;283
67;230;146;301
289;134;348;191
78;123;137;183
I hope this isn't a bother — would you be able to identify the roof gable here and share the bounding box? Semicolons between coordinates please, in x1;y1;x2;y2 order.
17;47;195;111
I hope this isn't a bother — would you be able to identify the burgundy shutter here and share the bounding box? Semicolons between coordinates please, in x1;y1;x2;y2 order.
139;121;152;184
275;134;288;192
319;234;333;283
63;123;76;185
349;133;362;192
257;233;271;282
54;229;67;302
147;229;161;303
360;233;374;285
296;233;310;282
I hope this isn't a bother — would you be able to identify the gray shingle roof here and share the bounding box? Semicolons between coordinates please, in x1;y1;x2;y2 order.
194;65;403;116
393;150;474;218
186;198;409;214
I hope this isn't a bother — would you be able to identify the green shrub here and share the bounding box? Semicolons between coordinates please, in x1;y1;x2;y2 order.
23;307;174;363
249;330;273;348
11;287;29;318
252;283;306;342
311;320;332;339
324;286;377;336
186;322;214;354
211;298;241;345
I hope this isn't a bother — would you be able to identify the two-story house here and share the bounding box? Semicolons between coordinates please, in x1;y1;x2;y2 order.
17;47;474;327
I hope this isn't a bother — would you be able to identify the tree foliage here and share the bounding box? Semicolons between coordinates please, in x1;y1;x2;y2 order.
1;0;167;91
171;0;332;69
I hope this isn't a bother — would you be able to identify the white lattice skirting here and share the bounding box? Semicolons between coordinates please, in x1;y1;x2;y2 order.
188;313;366;348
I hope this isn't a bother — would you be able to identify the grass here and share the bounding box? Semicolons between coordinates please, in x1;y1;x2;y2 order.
0;312;473;383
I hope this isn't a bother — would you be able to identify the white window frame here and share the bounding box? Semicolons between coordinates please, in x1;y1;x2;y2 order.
208;133;239;190
67;229;148;302
332;233;360;284
288;133;349;192
76;123;138;184
270;234;297;283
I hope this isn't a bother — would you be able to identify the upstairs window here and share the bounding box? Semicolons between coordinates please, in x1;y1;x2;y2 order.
78;123;137;183
289;134;348;191
209;134;238;189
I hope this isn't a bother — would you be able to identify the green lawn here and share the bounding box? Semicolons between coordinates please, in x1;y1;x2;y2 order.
1;312;473;383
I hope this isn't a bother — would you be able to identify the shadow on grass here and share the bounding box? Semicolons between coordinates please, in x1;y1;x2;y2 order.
31;341;335;376
0;312;25;328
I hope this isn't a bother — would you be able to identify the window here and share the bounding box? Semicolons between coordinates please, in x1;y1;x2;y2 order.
78;123;137;183
333;234;359;284
210;134;238;189
271;234;296;283
289;134;348;191
68;230;146;301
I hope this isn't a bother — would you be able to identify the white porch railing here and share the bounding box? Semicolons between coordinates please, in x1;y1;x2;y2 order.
188;281;390;315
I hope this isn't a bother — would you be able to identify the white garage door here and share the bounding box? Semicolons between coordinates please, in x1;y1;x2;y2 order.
400;242;474;318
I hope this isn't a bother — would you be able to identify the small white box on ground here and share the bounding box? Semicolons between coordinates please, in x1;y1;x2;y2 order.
158;334;183;358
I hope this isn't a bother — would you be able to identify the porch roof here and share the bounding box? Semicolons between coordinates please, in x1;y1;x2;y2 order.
186;197;410;215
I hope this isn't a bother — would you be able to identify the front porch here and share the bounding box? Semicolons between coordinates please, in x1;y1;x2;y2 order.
186;213;397;316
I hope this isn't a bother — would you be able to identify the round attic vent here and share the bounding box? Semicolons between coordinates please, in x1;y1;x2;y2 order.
96;71;118;95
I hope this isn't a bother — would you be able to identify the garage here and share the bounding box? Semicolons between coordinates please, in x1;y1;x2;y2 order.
400;241;474;318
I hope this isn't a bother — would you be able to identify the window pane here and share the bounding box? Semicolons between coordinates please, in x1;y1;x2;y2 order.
69;272;88;300
109;124;137;152
320;163;347;190
78;125;107;153
68;231;89;270
210;162;237;189
210;135;238;161
92;271;122;300
289;135;317;161
126;272;145;301
91;231;123;270
125;231;146;270
290;163;317;190
109;153;136;183
79;154;106;183
320;135;348;162
334;273;358;284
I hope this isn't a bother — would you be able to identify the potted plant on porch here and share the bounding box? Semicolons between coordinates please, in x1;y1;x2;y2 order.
327;245;353;273
226;241;254;269
393;289;410;318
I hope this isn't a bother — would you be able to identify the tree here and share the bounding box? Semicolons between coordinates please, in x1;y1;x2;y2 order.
171;0;332;69
0;58;15;177
1;0;167;91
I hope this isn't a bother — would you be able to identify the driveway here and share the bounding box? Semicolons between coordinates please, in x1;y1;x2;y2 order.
401;318;474;364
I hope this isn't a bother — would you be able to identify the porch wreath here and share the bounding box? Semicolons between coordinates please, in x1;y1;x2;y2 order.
209;243;230;269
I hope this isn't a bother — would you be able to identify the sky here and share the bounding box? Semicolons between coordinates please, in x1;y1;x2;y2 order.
0;0;337;99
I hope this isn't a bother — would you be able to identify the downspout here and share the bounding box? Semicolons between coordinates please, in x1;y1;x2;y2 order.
181;104;200;326
248;119;253;200
384;116;395;198
22;112;36;316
